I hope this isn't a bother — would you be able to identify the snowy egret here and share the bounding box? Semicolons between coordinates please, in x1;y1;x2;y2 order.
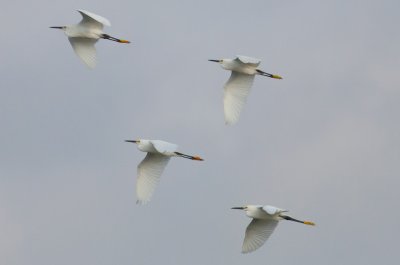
232;204;315;253
125;139;204;204
50;10;130;68
209;55;282;125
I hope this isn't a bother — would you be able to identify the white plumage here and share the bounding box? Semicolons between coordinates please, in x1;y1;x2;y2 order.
77;10;111;28
50;10;130;68
232;204;315;253
242;218;278;253
209;55;282;125
136;152;171;204
126;139;203;204
236;55;261;66
68;37;97;68
223;72;255;125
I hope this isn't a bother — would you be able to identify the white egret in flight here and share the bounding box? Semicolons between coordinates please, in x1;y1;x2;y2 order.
209;55;282;125
50;10;130;68
125;139;204;204
232;204;315;253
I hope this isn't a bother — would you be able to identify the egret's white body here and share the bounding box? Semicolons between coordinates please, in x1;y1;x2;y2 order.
50;10;130;68
125;139;203;204
209;55;282;125
232;204;315;253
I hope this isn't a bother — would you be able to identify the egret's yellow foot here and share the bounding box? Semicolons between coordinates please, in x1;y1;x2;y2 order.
271;74;283;79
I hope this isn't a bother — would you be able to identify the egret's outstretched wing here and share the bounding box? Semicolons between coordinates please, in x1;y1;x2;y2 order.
242;219;278;254
223;72;255;125
77;10;111;29
236;55;261;67
150;140;178;154
262;205;285;215
68;37;97;68
136;153;171;204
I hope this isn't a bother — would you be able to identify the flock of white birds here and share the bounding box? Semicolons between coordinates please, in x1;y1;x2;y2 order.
51;9;315;254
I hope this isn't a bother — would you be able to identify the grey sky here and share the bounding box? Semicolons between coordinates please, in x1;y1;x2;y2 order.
1;0;400;264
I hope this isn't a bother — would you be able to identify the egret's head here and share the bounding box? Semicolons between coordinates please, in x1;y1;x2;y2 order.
125;139;140;144
50;26;67;31
208;59;223;64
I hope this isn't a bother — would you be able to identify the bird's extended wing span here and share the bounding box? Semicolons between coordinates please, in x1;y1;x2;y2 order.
136;153;171;204
150;140;179;154
242;219;278;253
77;9;111;28
262;205;284;215
236;55;261;66
223;72;255;125
68;37;97;68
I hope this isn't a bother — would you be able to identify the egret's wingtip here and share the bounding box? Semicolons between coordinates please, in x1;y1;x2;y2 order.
84;63;96;69
225;120;236;126
136;199;148;205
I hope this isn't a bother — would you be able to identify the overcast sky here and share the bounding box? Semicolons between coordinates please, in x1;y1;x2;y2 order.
1;0;400;264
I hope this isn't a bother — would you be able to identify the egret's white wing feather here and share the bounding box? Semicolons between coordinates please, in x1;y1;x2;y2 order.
77;10;111;29
223;72;255;125
150;140;179;154
136;153;171;204
68;37;97;68
236;55;261;66
242;219;278;254
262;205;283;215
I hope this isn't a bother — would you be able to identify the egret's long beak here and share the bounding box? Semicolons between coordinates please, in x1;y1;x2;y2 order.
125;140;138;143
231;207;246;210
208;59;221;63
50;26;63;29
102;34;130;43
